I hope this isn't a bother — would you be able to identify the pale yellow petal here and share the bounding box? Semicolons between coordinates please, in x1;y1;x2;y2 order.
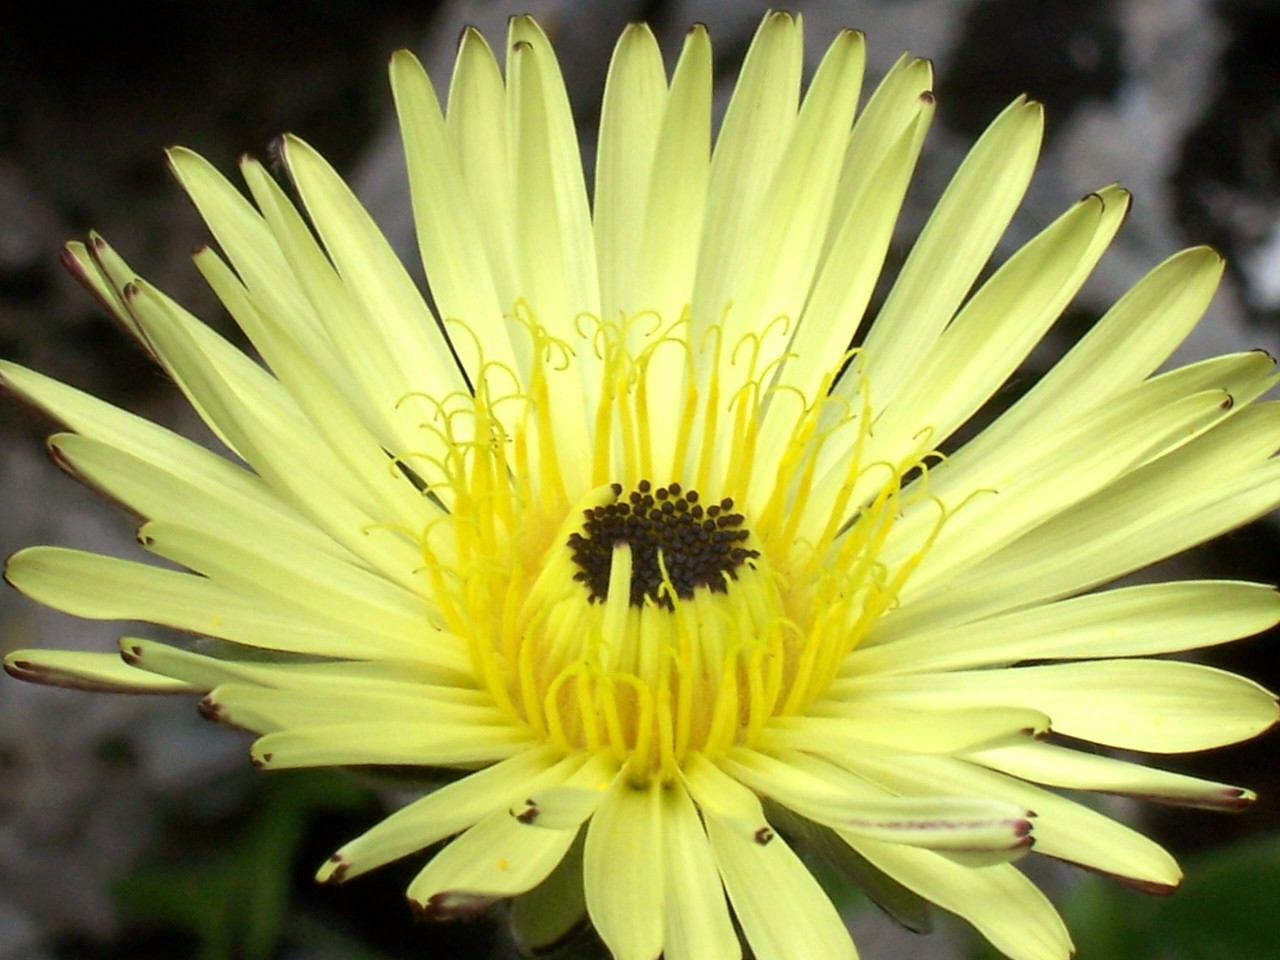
685;756;856;960
203;682;504;734
837;747;1182;893
852;838;1072;960
319;746;568;883
583;774;665;960
833;659;1278;753
406;804;580;917
853;97;1043;411
250;722;532;770
723;748;1033;855
660;782;739;960
765;705;1049;754
969;740;1255;812
594;22;666;323
3;649;199;694
853;580;1280;672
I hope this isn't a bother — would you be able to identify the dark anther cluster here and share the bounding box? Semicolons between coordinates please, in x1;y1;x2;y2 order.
566;480;759;609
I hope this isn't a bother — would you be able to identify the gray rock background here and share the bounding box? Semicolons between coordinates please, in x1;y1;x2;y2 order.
1;1;1277;958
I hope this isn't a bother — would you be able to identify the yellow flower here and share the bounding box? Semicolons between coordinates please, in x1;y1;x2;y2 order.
4;13;1279;960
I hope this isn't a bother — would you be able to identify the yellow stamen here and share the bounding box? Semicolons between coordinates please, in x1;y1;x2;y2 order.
411;307;931;782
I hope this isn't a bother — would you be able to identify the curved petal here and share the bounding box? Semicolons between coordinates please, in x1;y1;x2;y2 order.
319;746;567;883
851;838;1072;960
3;649;199;694
660;782;739;960
683;755;856;960
834;747;1182;892
583;773;665;960
833;659;1279;753
249;722;532;770
724;748;1033;856
407;798;584;917
766;705;1049;754
850;580;1280;674
969;740;1255;812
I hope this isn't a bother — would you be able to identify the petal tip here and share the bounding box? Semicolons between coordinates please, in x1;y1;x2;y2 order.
316;852;350;885
409;891;494;922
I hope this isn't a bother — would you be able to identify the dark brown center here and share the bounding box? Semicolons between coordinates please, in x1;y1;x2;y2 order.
566;480;759;609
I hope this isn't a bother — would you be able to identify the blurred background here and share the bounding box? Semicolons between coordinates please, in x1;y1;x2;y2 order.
1;0;1278;958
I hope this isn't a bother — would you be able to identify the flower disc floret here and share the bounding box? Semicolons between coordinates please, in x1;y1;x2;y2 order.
567;480;758;608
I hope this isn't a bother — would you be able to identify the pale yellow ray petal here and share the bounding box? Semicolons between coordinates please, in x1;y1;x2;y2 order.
3;649;199;694
46;432;351;564
390;49;521;404
506;28;594;489
946;246;1225;471
234;154;453;481
726;26;865;354
164;148;333;356
121;637;475;693
636;24;712;477
4;547;441;662
594;22;666;324
0;361;314;545
716;27;865;500
684;755;856;960
692;12;802;347
969;740;1255;811
59;240;136;340
869;186;1128;463
119;278;427;590
446;28;520;330
833;659;1278;753
635;20;710;319
889;340;1278;554
191;245;445;542
764;705;1049;754
814;183;1128;522
890;399;1280;629
660;782;739;960
506;16;598;329
276;134;464;402
87;240;286;463
898;387;1239;594
136;520;429;642
249;722;533;770
202;682;505;735
583;774;665;960
319;746;569;884
853;580;1280;671
837;747;1183;893
722;748;1033;855
771;90;932;408
852;97;1043;412
851;838;1072;960
406;803;582;918
822;53;934;259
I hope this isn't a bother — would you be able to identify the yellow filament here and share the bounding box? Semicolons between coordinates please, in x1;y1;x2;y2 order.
410;307;931;783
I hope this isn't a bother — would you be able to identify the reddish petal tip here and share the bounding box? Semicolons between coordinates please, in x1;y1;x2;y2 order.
321;853;350;884
409;891;494;922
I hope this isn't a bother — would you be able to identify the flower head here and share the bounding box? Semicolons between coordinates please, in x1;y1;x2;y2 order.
5;12;1279;960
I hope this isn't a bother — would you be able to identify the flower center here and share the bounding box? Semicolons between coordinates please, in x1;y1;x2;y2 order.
514;481;789;782
566;481;759;609
416;307;937;783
